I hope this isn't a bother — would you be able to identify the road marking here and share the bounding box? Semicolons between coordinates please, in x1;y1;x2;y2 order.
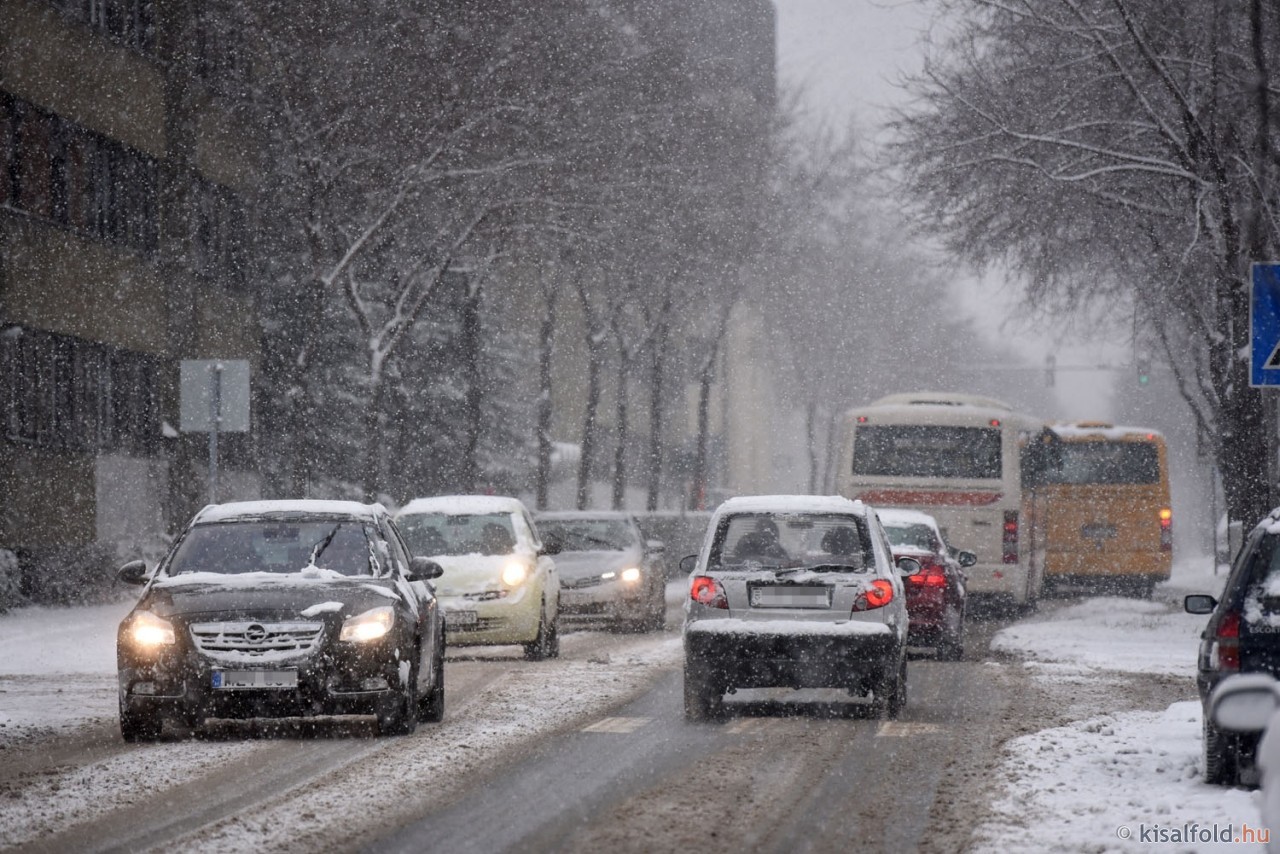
581;716;651;734
726;718;770;734
876;722;941;737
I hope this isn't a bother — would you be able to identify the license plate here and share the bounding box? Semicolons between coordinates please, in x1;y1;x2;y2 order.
749;586;831;608
445;610;478;627
1081;523;1117;540
211;669;298;690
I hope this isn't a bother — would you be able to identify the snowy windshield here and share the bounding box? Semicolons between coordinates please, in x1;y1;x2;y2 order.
709;513;872;571
167;521;375;576
882;522;939;552
538;519;637;552
852;426;1002;479
397;513;517;557
1045;442;1160;485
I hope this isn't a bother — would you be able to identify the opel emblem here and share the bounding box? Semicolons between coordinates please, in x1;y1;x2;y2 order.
245;623;268;643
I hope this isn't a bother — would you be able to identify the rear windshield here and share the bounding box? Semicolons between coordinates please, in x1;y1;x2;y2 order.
538;519;637;552
397;513;517;556
853;425;1002;480
709;513;873;571
1045;442;1160;485
168;520;377;576
882;522;940;552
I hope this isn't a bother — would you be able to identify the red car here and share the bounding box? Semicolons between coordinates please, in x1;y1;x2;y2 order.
877;508;973;660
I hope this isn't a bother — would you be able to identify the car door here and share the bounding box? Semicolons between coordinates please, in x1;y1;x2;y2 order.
379;517;436;689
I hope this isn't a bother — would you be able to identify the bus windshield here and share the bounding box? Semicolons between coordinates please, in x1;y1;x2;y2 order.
852;425;1002;479
1046;442;1160;485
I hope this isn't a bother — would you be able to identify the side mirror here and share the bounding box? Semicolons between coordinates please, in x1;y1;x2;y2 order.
678;554;698;573
117;560;149;586
539;538;562;557
646;539;666;554
957;551;977;568
895;557;922;577
405;556;444;582
1184;594;1218;615
1210;674;1280;732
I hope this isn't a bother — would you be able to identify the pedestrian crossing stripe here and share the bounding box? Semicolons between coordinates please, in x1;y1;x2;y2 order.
876;722;941;737
581;716;650;733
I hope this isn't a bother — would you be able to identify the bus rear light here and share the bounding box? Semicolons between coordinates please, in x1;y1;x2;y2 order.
1159;508;1172;551
1002;511;1019;564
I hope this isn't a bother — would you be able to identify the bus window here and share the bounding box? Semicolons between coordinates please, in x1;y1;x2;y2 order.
851;425;1002;480
1046;442;1160;485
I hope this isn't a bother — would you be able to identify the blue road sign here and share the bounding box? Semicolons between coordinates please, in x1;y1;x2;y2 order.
1252;264;1280;387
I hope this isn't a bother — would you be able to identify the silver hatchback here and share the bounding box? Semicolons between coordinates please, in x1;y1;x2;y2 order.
681;496;919;720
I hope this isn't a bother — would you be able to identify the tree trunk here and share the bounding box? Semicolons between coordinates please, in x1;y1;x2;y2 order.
535;289;557;510
806;402;819;494
459;288;483;492
576;333;605;510
612;350;629;510
645;302;670;511
361;369;386;503
690;363;715;511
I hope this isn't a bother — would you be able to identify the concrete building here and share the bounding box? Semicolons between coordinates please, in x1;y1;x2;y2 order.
0;0;258;560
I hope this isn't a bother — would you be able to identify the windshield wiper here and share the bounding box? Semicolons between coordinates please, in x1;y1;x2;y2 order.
307;524;342;567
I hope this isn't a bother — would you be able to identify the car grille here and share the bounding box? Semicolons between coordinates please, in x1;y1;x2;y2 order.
565;575;607;589
190;621;325;660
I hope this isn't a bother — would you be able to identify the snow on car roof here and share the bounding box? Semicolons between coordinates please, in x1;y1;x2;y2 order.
875;507;941;529
1051;423;1165;441
868;391;1014;411
397;495;528;516
713;495;866;518
194;500;387;524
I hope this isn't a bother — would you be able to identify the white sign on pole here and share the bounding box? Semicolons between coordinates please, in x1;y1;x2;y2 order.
180;360;251;433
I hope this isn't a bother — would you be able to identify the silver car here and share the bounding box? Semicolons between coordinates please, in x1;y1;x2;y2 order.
535;511;666;632
681;495;919;720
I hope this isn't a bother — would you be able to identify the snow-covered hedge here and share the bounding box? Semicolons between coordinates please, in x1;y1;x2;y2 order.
0;548;21;612
23;543;121;606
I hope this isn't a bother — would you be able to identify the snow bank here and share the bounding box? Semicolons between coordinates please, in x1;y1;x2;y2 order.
972;702;1264;853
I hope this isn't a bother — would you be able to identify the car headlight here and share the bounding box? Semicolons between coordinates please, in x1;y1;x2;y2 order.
129;611;175;646
340;606;395;642
502;561;529;586
620;567;642;583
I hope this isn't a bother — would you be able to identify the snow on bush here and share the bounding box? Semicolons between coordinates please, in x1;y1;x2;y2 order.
0;548;22;612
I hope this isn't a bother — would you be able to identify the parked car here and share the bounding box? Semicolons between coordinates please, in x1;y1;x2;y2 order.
395;496;561;660
877;507;973;660
681;495;920;721
1185;506;1280;784
116;500;446;742
535;511;666;632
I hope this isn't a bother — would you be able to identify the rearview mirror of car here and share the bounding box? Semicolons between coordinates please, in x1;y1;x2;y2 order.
116;559;149;585
1211;674;1280;732
895;557;922;577
679;554;698;573
1184;594;1218;615
957;551;978;568
405;556;444;581
539;537;562;557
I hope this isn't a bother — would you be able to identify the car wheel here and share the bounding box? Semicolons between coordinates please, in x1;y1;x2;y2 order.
547;613;561;659
1204;716;1239;785
377;664;419;736
418;637;445;724
523;601;553;661
874;657;907;719
119;701;163;743
937;637;964;661
683;665;723;722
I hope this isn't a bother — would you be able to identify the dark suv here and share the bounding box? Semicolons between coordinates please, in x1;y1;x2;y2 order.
1186;508;1280;784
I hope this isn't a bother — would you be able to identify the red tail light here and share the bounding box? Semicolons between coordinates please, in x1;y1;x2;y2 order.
1159;508;1172;552
907;562;948;588
854;579;895;611
1002;511;1019;564
690;576;728;609
1216;611;1240;671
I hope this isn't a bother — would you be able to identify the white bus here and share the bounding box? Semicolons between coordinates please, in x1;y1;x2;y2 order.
833;393;1051;607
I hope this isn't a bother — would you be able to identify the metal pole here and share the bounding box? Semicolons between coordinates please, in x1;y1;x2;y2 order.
208;363;223;504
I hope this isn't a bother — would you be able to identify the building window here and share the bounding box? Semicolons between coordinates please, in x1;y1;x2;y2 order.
0;93;158;256
194;4;250;91
192;178;247;287
1;327;159;456
49;0;157;55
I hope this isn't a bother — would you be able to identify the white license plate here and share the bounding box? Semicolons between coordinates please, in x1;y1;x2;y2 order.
212;669;298;690
750;586;831;608
445;610;478;627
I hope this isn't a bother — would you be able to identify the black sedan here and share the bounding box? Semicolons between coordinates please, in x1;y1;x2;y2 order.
116;500;445;741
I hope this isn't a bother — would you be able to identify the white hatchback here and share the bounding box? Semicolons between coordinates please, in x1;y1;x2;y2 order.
396;496;561;660
681;495;919;720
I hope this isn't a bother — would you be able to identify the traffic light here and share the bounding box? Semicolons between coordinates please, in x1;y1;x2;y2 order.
1136;354;1151;386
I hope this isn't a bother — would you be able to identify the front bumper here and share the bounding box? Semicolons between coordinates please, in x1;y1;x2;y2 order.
684;621;900;690
439;590;542;646
559;579;649;624
118;641;404;722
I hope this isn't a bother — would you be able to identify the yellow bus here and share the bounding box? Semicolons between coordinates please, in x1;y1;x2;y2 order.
1040;422;1172;597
